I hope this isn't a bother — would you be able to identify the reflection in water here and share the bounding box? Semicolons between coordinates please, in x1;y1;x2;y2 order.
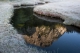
10;7;80;48
23;25;66;47
33;13;64;23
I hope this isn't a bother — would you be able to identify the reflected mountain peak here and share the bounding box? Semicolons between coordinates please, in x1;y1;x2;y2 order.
23;24;66;47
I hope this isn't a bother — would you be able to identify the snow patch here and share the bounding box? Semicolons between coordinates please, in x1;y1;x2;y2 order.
0;3;13;24
0;0;44;6
34;1;80;27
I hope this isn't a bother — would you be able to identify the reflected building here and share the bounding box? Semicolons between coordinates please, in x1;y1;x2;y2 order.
10;7;80;47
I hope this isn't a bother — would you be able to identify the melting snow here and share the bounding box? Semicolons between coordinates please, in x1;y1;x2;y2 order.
34;0;80;27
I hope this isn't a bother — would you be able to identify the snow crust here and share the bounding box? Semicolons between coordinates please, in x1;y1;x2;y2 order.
0;3;13;24
34;0;80;27
0;0;44;6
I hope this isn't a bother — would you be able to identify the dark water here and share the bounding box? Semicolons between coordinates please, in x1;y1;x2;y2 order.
10;7;80;53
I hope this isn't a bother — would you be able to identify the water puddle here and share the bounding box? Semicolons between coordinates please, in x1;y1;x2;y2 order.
10;7;80;53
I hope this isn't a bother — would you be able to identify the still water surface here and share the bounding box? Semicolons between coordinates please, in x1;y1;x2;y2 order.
10;7;80;53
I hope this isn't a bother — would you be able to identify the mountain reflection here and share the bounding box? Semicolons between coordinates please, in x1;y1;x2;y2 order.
23;25;66;47
10;7;80;47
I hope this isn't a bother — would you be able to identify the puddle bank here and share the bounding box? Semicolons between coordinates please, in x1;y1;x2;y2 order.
34;13;64;23
0;3;49;53
34;0;80;27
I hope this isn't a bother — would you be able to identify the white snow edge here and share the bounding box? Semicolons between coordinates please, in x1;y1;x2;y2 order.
34;0;80;27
